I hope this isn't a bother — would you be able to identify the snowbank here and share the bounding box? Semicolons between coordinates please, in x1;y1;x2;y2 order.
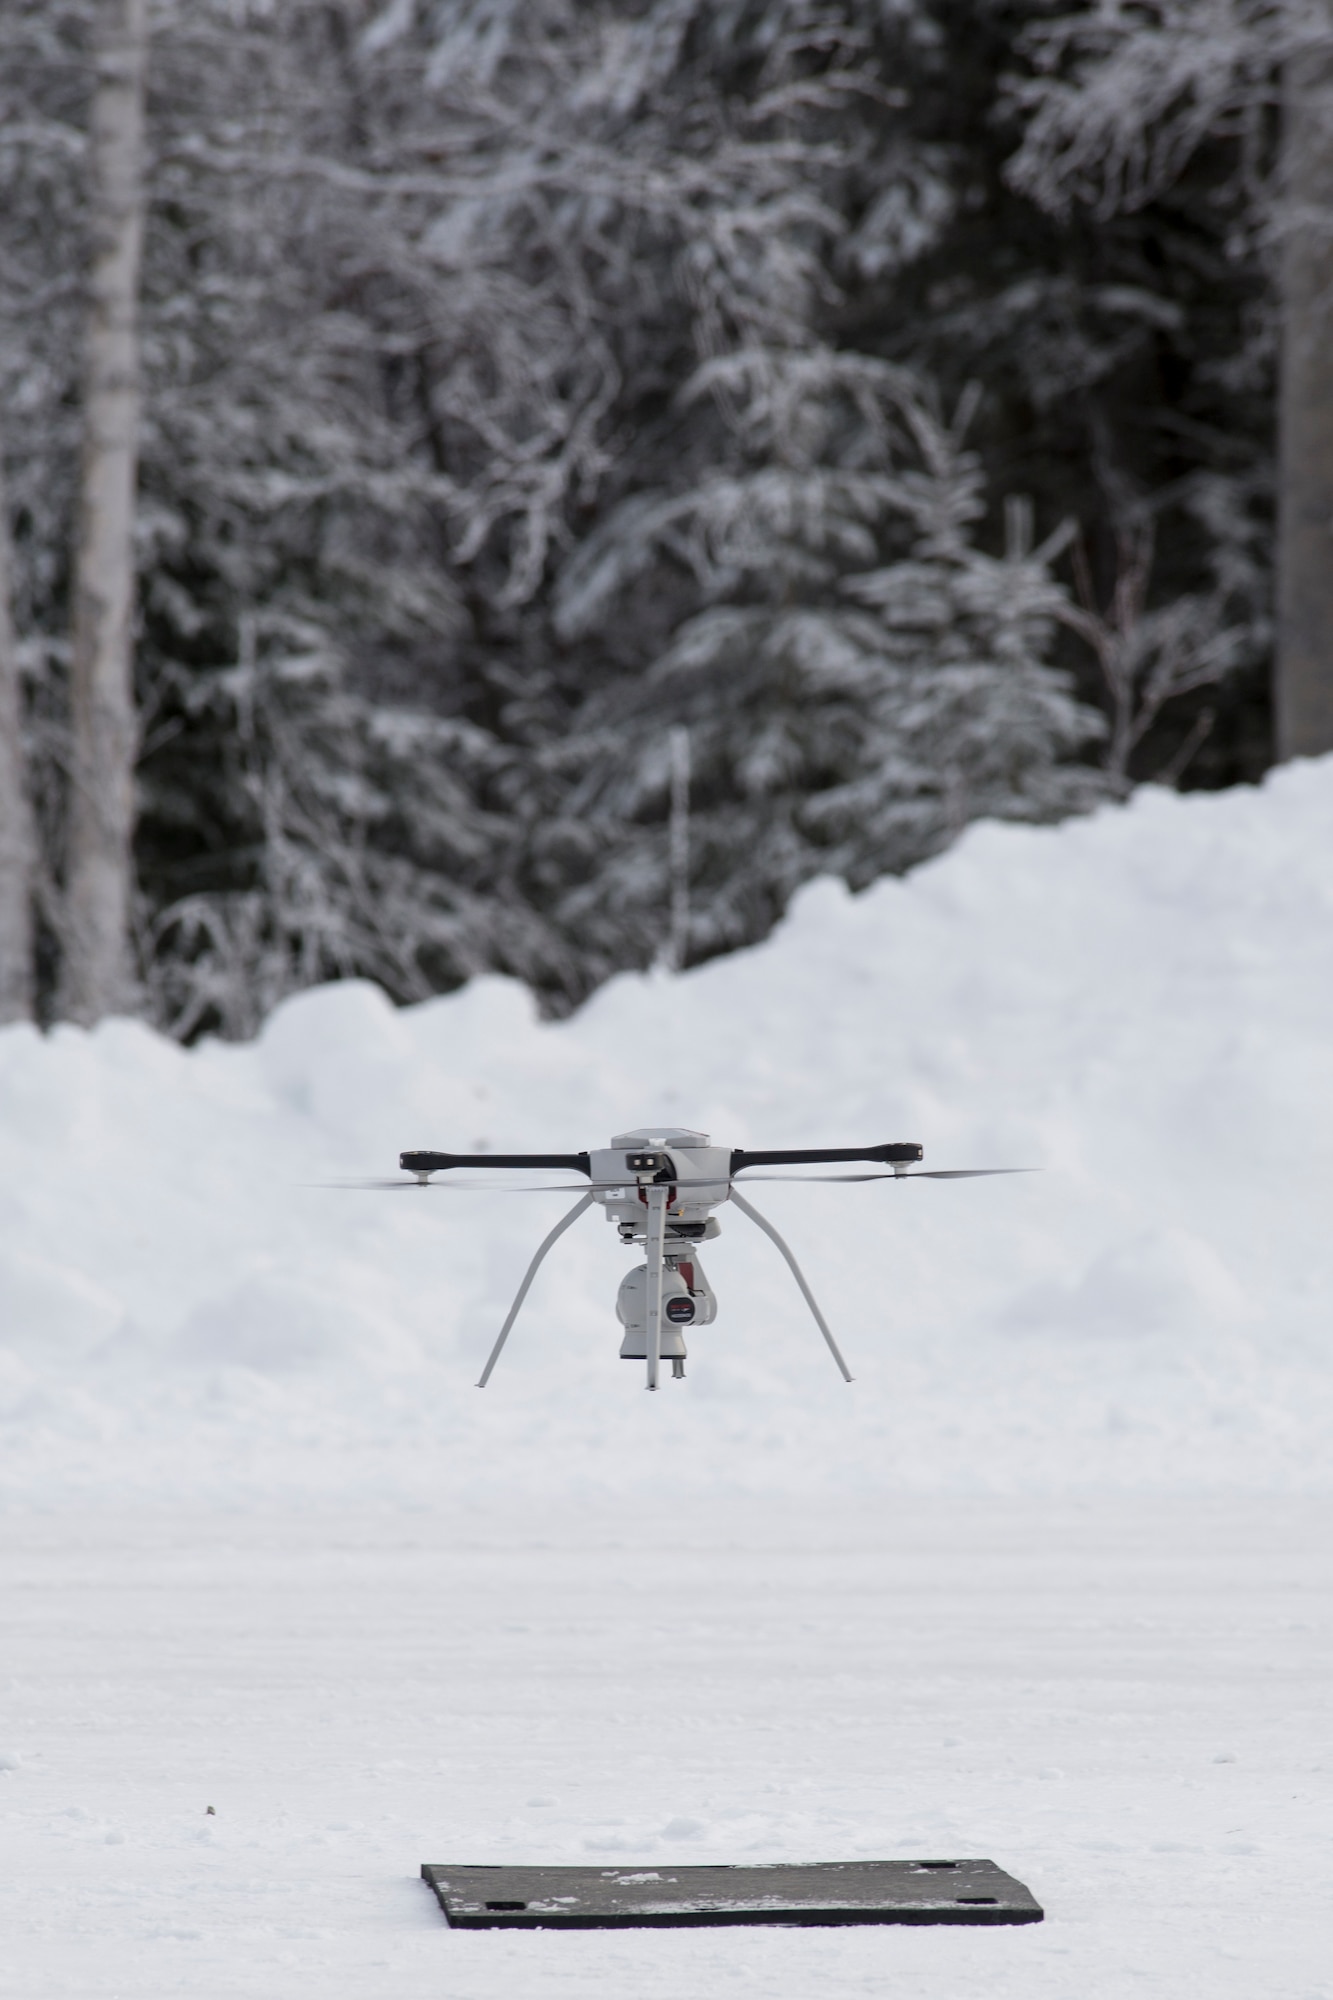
3;759;1332;1503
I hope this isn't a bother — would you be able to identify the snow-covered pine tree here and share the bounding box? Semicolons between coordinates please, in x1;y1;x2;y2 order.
1004;0;1330;758
132;1;535;1036
139;0;984;1017
109;0;892;1029
142;611;556;1042
545;350;1106;973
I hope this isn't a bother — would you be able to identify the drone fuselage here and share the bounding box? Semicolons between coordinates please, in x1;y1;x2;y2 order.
588;1131;729;1235
589;1130;727;1381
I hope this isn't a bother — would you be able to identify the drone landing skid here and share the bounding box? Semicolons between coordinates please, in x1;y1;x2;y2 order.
729;1188;853;1384
474;1172;850;1392
476;1193;595;1389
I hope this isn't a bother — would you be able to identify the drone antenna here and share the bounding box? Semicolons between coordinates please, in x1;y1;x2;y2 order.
664;724;690;974
728;1188;853;1383
476;1192;595;1388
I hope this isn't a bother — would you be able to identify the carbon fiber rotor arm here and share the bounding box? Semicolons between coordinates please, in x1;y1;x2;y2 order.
729;1142;922;1173
400;1150;592;1175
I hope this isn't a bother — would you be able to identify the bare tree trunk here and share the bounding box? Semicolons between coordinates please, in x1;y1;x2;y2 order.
1277;23;1333;761
0;450;34;1022
60;0;149;1024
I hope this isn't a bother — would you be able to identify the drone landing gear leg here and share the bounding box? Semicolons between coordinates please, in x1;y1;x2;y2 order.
728;1188;853;1383
644;1183;667;1392
476;1192;595;1387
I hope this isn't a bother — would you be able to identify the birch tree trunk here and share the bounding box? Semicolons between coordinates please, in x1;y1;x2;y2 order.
60;0;149;1024
1276;19;1333;760
0;450;33;1022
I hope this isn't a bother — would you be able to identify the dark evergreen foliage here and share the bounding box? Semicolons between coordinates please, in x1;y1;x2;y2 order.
0;0;1276;1033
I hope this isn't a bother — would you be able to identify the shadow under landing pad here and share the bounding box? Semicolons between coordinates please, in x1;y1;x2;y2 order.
421;1858;1044;1928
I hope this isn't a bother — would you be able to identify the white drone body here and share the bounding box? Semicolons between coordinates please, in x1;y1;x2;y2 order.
594;1129;728;1382
377;1125;1021;1392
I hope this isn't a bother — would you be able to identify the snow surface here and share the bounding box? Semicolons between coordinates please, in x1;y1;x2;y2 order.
2;759;1332;1996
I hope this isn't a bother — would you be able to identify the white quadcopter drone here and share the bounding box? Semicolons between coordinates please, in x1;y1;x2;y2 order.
346;1128;1024;1391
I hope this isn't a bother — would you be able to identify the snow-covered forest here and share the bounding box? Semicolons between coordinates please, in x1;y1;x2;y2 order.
1;0;1329;1038
6;14;1333;1987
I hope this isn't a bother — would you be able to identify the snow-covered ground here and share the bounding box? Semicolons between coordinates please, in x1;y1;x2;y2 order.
2;760;1332;1995
4;1496;1330;1999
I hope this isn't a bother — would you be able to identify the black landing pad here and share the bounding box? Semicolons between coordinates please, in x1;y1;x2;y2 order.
421;1858;1043;1929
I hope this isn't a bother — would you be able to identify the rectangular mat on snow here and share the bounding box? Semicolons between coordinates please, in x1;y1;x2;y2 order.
421;1857;1043;1928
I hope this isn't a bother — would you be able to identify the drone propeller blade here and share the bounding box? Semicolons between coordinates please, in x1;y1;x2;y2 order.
320;1168;1037;1194
316;1178;438;1190
732;1168;1035;1184
317;1177;602;1193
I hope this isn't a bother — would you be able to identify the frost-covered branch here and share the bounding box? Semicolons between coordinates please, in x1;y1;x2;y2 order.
1059;517;1248;781
1005;0;1309;218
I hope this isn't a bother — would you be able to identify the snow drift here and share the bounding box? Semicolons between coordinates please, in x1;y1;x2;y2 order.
2;759;1332;1504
